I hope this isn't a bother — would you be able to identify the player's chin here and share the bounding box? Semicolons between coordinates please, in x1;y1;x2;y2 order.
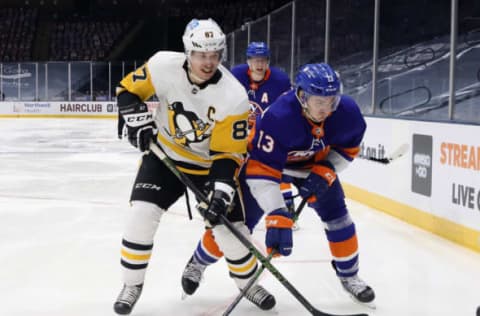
313;113;328;122
200;69;214;79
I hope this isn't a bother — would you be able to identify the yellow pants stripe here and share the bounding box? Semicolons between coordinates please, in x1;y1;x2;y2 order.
228;256;256;274
121;249;151;261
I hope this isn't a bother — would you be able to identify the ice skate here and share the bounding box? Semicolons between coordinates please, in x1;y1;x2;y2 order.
181;256;207;298
339;275;376;309
244;284;276;310
113;283;143;315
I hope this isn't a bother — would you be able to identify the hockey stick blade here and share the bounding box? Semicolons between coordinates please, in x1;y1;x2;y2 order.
367;143;409;164
223;198;308;316
314;312;368;316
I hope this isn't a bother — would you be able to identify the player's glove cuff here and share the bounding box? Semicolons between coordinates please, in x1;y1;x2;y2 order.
265;208;293;257
265;209;294;229
311;160;336;186
120;102;154;127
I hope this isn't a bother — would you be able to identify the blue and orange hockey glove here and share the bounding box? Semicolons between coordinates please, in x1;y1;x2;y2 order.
265;208;294;257
299;160;336;203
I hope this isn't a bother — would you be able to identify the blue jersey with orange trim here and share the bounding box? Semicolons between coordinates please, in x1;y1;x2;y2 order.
231;64;291;113
246;89;366;183
243;89;365;277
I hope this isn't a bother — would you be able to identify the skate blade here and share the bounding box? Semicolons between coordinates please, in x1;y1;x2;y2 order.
358;300;376;310
348;294;376;310
181;291;190;300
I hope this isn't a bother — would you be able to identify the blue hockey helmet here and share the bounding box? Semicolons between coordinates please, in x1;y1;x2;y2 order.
295;63;341;97
295;63;342;118
246;42;270;59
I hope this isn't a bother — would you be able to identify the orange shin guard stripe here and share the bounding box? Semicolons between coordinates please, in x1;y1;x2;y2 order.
280;182;292;190
329;234;358;258
202;229;223;257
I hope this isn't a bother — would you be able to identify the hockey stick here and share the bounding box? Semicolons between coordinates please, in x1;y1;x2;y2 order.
149;142;368;316
225;144;408;313
223;197;308;316
366;143;409;164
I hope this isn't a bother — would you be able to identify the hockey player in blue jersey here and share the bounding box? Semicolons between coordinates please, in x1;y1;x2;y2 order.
244;62;375;305
230;41;291;126
180;42;294;298
231;41;297;218
181;63;375;307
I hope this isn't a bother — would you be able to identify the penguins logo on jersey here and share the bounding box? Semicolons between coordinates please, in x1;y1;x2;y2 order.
165;101;211;146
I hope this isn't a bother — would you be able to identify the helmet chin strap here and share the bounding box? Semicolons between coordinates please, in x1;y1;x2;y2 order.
303;108;322;123
188;68;207;84
186;57;207;85
295;90;322;123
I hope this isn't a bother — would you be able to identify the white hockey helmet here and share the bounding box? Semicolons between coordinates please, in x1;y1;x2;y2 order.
182;18;226;59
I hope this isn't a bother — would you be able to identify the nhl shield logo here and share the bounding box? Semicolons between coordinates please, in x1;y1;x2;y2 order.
312;126;323;137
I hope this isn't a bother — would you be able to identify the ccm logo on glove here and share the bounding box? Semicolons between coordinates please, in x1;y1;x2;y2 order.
126;113;153;124
265;216;293;228
119;102;158;152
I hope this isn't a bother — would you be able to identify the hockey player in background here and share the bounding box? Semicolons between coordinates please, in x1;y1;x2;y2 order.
231;41;296;218
230;41;291;126
113;18;276;315
181;63;376;307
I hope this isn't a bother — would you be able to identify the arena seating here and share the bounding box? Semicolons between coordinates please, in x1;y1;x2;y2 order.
0;8;38;61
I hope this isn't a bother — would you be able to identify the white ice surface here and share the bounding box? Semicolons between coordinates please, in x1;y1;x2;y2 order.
0;118;479;316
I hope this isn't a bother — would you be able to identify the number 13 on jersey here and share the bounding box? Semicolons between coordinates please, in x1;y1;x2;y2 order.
257;130;274;153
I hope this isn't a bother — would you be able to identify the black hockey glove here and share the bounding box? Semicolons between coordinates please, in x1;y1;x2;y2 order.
119;102;157;152
197;182;235;227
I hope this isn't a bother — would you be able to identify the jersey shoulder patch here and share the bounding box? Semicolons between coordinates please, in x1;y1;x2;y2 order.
145;51;186;97
215;65;250;119
148;51;185;67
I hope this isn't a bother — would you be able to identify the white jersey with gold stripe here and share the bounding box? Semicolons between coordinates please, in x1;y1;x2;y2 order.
119;51;250;173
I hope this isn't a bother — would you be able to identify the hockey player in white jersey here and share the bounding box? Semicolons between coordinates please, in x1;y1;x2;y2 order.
113;18;275;315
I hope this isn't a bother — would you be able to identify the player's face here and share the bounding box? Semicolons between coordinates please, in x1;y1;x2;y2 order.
305;95;336;122
248;57;269;76
189;51;222;82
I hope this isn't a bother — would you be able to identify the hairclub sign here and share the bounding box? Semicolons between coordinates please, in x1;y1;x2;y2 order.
0;101;118;117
